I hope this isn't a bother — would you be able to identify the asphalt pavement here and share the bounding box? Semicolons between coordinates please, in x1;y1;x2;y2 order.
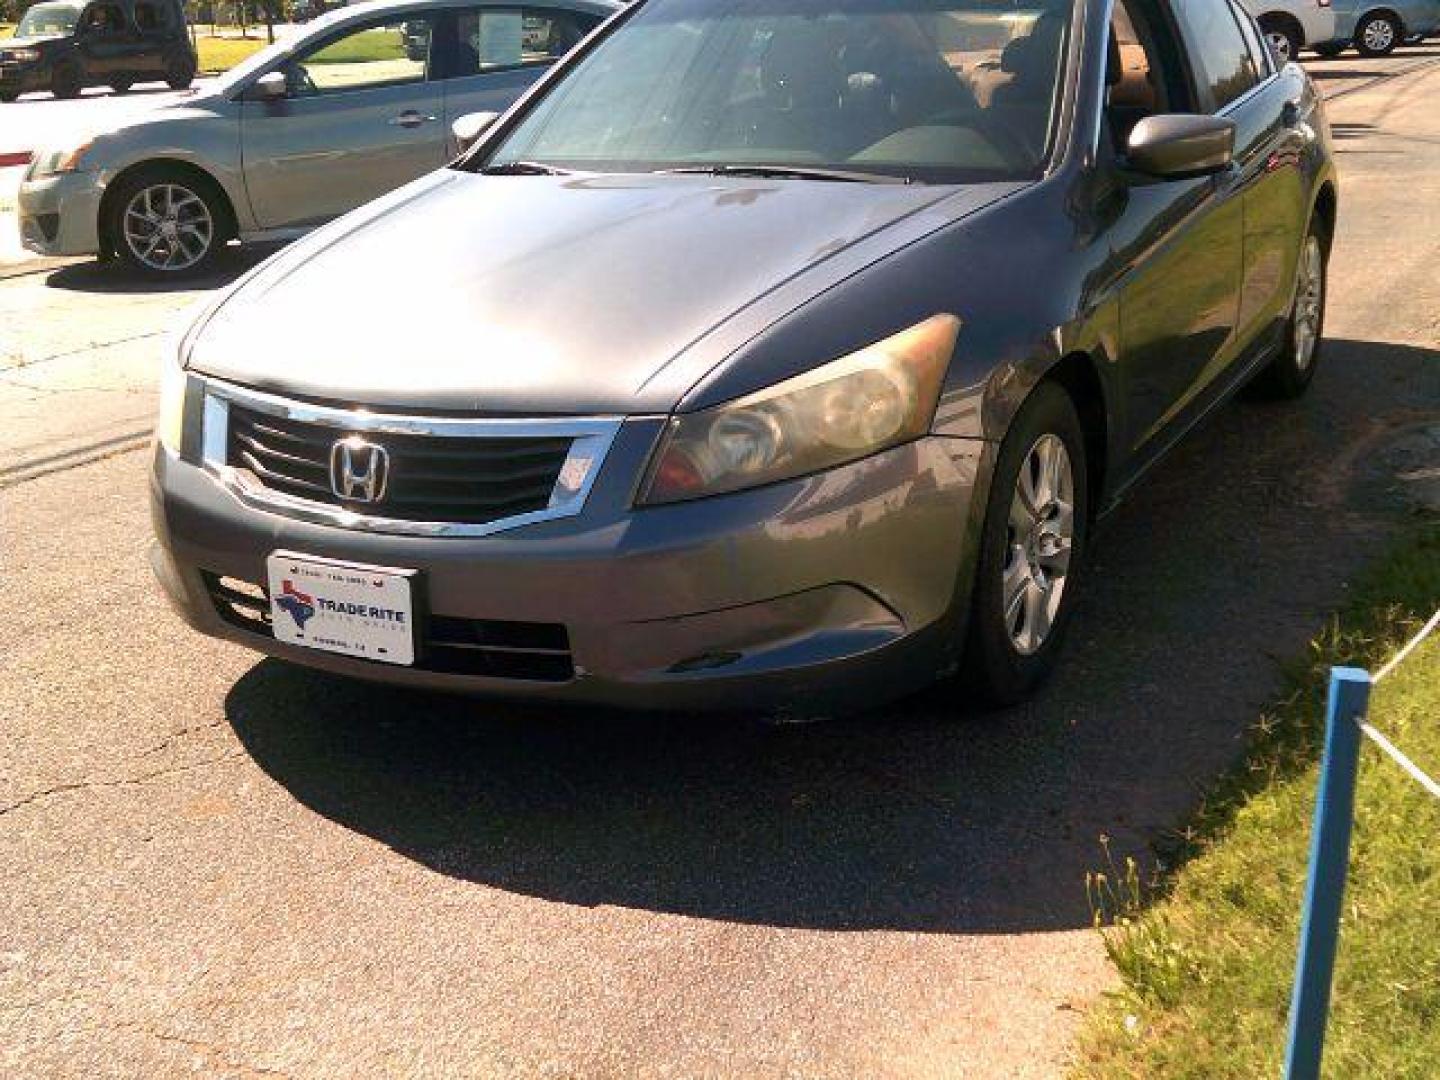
2;51;1439;1078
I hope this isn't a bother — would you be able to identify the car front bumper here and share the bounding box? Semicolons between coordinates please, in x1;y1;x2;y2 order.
17;169;103;257
150;412;993;715
0;62;44;97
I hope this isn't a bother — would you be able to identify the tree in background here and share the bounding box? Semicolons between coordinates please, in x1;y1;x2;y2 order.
2;0;41;26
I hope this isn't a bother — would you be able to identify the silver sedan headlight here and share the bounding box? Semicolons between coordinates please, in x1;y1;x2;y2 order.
29;140;94;178
640;314;960;505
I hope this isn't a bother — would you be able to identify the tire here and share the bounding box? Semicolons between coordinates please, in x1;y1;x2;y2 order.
1251;223;1328;399
165;54;196;90
961;381;1090;706
0;91;18;103
1312;42;1347;58
51;62;82;99
104;166;226;277
1259;16;1304;65
1355;12;1402;57
110;77;133;94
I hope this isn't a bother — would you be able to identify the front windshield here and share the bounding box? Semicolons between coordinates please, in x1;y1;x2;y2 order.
484;0;1075;183
15;1;83;36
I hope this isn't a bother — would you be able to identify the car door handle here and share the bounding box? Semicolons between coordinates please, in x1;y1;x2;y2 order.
387;111;437;128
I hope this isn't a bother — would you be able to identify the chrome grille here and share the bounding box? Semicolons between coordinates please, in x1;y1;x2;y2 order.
226;404;574;526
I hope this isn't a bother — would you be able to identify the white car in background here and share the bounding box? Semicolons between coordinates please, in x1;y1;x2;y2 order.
1240;0;1338;62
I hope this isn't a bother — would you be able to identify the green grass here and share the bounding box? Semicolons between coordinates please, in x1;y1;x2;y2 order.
1076;525;1440;1078
195;34;268;75
305;28;407;65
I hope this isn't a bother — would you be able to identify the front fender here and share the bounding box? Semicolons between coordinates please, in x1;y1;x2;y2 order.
90;111;251;232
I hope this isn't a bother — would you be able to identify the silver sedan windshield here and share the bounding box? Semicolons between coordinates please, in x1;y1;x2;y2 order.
487;0;1074;182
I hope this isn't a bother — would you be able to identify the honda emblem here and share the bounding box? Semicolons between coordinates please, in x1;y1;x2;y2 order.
330;436;390;503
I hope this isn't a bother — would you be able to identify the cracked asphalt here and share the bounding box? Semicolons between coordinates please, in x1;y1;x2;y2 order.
3;52;1440;1079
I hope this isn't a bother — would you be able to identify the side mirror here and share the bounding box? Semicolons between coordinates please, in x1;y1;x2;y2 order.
1125;114;1236;179
452;111;499;154
247;70;288;102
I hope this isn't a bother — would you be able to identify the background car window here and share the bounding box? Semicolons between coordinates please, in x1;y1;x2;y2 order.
15;1;83;35
80;2;126;34
134;1;170;31
1173;0;1260;110
290;17;433;94
450;8;598;76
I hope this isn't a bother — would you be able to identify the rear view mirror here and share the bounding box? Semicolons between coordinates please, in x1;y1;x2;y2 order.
1126;114;1236;179
452;111;500;154
248;71;288;102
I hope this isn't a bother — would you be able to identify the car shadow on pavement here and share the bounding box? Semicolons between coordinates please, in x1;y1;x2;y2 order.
224;339;1439;934
41;243;283;294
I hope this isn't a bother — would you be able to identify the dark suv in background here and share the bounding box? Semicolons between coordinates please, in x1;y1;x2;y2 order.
1;0;195;101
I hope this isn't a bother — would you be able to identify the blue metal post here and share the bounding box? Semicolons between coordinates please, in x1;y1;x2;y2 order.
1284;666;1372;1080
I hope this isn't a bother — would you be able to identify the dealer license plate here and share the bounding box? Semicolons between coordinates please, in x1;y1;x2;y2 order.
266;552;417;666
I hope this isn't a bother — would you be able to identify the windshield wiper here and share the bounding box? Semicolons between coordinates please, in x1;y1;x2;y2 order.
658;164;912;184
480;160;572;176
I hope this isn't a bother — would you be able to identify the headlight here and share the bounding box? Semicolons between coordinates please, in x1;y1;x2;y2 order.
640;314;960;505
29;141;94;178
155;351;188;455
9;48;40;62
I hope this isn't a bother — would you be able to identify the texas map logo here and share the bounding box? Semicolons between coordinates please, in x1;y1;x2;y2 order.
276;580;316;630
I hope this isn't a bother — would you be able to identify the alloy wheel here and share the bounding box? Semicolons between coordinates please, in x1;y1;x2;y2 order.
1266;30;1293;64
1362;18;1396;53
1293;235;1324;372
121;183;214;272
1002;433;1075;656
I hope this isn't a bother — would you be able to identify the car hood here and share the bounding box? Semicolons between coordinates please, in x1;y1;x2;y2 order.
188;169;1010;414
3;35;64;48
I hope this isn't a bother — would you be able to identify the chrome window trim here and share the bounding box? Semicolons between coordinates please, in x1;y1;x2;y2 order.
1216;69;1280;118
198;377;623;538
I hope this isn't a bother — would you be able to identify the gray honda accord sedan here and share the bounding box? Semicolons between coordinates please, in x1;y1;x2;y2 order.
150;0;1337;713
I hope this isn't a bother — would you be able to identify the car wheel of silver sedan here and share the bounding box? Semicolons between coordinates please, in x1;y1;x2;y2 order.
106;168;227;276
1355;12;1401;56
962;381;1089;706
1259;17;1303;65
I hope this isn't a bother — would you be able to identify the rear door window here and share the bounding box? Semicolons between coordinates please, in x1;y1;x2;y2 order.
1228;0;1272;77
1172;0;1260;110
448;7;600;77
133;1;170;32
79;2;126;36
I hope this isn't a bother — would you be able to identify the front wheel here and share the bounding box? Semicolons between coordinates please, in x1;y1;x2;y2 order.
51;62;82;99
1260;17;1303;65
110;77;133;94
1251;227;1327;399
0;91;18;103
961;382;1089;706
1355;12;1402;56
105;169;224;276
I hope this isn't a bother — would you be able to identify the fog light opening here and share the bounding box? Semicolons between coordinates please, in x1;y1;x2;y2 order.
667;650;743;674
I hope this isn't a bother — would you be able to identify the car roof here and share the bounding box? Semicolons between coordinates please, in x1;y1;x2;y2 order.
311;0;621;28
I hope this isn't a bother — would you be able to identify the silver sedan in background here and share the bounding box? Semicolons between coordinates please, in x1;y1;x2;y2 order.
16;0;616;274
